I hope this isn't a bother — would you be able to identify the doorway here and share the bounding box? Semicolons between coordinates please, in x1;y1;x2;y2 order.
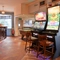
0;14;12;36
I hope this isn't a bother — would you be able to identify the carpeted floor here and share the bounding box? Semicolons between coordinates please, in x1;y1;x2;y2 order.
21;51;52;60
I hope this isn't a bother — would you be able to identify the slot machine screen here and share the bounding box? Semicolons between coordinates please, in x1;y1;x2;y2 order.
35;12;46;21
46;6;60;31
33;21;46;30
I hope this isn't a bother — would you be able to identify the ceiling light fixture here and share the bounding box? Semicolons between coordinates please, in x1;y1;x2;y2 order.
1;6;5;14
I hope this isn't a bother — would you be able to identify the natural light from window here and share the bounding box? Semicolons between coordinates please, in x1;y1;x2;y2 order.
0;14;12;29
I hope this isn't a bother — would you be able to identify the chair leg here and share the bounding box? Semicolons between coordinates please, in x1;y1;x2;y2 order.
51;47;54;57
29;42;31;53
37;52;39;58
25;40;27;51
25;41;31;53
36;44;40;58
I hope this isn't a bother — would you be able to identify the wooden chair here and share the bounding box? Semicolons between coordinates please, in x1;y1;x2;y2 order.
25;31;38;55
25;31;32;51
38;34;54;59
20;30;26;40
37;35;47;57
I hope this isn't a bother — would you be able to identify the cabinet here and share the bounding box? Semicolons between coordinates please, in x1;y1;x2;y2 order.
28;2;39;13
39;5;47;12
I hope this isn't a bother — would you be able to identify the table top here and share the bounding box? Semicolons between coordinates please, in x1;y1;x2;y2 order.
20;29;32;31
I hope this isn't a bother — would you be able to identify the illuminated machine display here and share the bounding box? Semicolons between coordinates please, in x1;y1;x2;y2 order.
35;12;46;21
33;21;46;30
46;6;60;31
33;12;47;31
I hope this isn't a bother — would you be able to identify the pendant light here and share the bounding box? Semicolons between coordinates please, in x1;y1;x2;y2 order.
1;6;5;14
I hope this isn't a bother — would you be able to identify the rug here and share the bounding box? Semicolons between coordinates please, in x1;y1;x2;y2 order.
21;51;51;60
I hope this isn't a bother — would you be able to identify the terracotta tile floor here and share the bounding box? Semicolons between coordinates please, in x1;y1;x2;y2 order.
0;36;59;60
0;37;26;60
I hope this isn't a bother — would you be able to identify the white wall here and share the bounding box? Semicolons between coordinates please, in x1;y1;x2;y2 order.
14;4;22;16
14;17;19;36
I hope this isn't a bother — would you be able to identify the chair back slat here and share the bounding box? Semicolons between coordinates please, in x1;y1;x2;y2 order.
38;34;47;41
26;31;32;41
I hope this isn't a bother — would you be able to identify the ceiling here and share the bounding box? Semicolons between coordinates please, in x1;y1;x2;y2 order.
0;0;35;12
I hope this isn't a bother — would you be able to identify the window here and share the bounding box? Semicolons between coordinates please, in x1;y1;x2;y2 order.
0;14;12;29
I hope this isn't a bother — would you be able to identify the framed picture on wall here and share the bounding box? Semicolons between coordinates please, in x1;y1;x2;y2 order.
23;20;33;27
